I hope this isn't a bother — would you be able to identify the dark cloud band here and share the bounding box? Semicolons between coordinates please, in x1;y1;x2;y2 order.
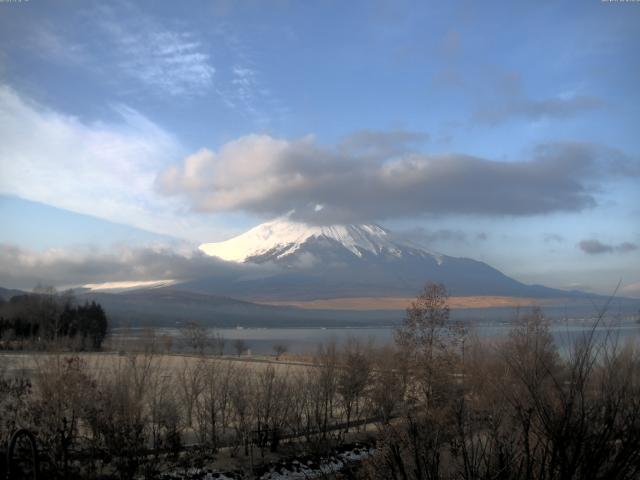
578;239;638;255
157;134;637;225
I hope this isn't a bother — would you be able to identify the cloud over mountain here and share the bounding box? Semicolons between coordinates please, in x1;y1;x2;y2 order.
158;134;637;224
0;244;276;291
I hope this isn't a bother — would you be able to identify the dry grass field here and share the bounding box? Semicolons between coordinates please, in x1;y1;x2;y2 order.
260;295;564;310
0;351;313;378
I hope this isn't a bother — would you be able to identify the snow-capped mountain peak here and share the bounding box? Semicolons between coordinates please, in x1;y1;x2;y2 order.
199;217;410;262
193;217;566;300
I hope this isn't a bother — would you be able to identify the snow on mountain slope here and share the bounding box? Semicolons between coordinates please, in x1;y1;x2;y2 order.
191;217;575;299
199;217;426;262
81;279;178;293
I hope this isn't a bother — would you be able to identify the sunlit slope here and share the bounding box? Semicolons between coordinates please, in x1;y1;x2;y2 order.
195;218;576;300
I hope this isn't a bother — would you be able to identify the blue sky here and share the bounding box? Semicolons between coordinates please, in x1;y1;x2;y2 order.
0;0;638;295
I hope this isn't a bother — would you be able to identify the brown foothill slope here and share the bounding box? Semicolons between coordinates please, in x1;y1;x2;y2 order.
259;296;565;311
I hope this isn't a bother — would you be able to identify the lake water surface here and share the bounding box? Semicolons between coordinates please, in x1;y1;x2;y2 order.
110;321;640;356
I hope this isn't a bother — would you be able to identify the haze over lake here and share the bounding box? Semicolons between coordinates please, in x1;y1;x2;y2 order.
110;321;640;356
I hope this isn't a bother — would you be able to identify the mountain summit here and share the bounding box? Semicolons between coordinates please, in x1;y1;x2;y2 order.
199;217;433;263
195;218;568;299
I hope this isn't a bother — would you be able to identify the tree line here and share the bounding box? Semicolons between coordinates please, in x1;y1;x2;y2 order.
365;283;640;480
0;337;387;479
0;287;108;350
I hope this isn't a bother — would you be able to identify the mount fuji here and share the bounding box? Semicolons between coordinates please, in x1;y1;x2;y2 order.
199;218;423;263
190;217;571;301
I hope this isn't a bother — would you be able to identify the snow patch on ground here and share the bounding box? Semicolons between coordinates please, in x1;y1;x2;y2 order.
158;444;375;480
258;446;375;480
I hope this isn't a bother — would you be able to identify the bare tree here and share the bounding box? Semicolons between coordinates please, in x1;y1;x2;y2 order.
337;337;371;431
177;358;205;428
29;355;95;478
303;339;340;452
147;361;182;459
228;366;252;456
252;365;293;454
368;292;640;480
273;343;288;360
396;282;460;407
160;333;173;354
195;359;234;452
87;352;156;480
212;330;226;356
181;321;210;355
396;282;450;358
368;348;404;424
234;338;248;356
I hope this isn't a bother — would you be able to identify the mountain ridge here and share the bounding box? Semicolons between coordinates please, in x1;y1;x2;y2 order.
199;217;438;262
193;218;576;300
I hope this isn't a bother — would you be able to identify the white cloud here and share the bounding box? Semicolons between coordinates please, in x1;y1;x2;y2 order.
0;84;207;238
0;243;274;290
29;25;88;65
157;134;636;224
210;25;285;124
97;6;215;96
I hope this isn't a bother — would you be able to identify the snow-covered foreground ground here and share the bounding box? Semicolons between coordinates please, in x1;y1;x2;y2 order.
158;443;375;480
258;445;375;480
